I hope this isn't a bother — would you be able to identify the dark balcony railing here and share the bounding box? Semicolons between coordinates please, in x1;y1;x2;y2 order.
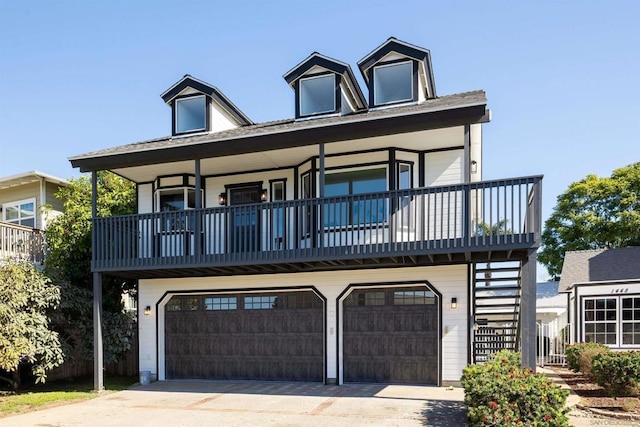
92;176;542;273
0;221;45;264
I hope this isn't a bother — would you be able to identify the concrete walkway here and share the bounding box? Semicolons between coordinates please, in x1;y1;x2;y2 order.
0;381;468;427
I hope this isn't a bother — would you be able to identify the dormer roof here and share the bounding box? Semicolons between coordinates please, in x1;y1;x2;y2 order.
161;75;253;126
358;37;436;99
283;52;367;111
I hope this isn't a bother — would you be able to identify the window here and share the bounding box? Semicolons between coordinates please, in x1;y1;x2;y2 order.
270;180;286;249
3;198;36;228
397;162;412;190
345;291;385;306
166;298;182;312
204;297;237;311
394;290;435;305
175;95;206;134
299;74;335;116
155;187;201;231
373;61;413;106
244;295;278;309
583;296;640;347
324;168;387;226
622;297;640;345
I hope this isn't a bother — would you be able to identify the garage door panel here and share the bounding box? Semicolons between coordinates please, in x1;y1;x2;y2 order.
343;286;439;384
166;291;323;381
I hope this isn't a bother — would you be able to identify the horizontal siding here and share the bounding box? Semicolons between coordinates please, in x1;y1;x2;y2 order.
138;264;468;383
138;183;153;214
424;150;463;187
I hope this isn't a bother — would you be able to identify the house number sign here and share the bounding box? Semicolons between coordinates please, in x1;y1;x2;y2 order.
610;288;629;294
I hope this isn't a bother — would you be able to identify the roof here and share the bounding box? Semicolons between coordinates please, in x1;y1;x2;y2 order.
0;170;68;190
559;247;640;292
69;89;488;173
160;75;253;126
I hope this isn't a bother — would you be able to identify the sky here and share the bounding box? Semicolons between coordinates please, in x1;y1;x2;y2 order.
1;1;639;279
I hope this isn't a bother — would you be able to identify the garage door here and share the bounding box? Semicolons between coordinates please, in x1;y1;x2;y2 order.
343;286;439;384
165;291;323;381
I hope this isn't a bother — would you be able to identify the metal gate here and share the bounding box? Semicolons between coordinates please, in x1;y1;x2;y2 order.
537;320;571;367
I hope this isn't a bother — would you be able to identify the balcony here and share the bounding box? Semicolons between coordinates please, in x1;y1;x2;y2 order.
92;176;542;278
0;222;45;264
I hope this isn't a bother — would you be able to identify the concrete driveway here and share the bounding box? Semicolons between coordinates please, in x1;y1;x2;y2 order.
0;381;468;427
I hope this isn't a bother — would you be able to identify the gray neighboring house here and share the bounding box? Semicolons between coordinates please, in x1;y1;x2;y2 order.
560;247;640;349
0;171;68;263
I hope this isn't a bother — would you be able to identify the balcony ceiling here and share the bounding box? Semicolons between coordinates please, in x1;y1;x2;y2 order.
111;126;464;183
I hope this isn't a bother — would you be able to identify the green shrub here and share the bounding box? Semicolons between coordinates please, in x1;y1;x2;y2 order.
592;351;640;397
461;350;569;426
565;342;609;374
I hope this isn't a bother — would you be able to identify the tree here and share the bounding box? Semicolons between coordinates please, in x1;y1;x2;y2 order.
539;162;640;278
0;260;64;388
44;171;137;364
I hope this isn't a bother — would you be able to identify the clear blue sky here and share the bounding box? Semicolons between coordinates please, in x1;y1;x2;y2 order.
1;1;638;279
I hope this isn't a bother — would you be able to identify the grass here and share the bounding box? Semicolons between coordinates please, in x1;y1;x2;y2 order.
0;376;137;418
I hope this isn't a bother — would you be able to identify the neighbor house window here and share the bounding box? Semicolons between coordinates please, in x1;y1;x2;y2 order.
299;74;335;116
175;95;206;133
373;61;413;106
324;167;387;226
583;296;640;347
3;198;36;228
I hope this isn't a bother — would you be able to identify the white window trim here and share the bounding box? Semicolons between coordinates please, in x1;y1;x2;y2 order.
373;60;414;106
298;74;336;117
2;197;37;227
175;95;207;134
582;295;640;348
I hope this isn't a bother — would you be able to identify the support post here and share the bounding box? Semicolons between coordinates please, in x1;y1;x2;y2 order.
318;144;325;249
194;159;202;257
520;249;537;371
93;272;104;391
91;172;104;391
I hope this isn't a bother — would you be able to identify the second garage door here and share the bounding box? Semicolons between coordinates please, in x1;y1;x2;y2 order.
343;286;439;384
165;290;324;381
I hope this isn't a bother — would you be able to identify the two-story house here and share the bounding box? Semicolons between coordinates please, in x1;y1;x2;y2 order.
0;171;68;263
70;37;542;390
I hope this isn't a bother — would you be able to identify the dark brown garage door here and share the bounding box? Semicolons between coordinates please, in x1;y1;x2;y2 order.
343;286;439;384
165;291;323;381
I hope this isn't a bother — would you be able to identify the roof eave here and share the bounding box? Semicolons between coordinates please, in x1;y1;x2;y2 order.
70;102;488;174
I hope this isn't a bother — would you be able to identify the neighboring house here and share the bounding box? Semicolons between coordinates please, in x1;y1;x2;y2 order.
536;281;569;365
0;171;68;263
69;37;543;388
560;247;640;350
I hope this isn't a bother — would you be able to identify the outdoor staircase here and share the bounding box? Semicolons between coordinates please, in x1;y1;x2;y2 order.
472;261;522;363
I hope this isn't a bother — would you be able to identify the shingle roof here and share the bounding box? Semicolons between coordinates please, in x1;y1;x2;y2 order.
69;90;486;163
559;247;640;292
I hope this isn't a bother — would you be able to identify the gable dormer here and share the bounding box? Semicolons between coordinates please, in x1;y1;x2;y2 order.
161;75;253;136
358;37;437;108
283;53;367;119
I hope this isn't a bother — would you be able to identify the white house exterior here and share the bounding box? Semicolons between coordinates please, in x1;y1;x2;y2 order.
560;247;640;350
69;38;543;389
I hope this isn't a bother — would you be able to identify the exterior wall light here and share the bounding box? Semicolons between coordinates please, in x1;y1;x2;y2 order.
450;297;458;310
144;306;151;316
218;193;227;206
261;189;268;202
471;160;478;174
